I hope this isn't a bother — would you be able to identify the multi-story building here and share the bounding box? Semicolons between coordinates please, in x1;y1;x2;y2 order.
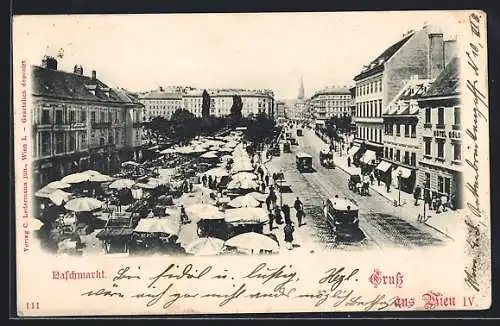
31;56;144;189
352;25;457;166
309;86;352;120
182;88;275;119
417;57;462;209
139;87;183;121
378;78;433;193
275;101;286;119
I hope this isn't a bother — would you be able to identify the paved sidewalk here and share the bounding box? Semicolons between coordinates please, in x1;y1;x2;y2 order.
310;130;461;240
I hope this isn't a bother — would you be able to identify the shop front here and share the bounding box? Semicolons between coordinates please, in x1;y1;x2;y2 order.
392;165;415;194
375;160;392;185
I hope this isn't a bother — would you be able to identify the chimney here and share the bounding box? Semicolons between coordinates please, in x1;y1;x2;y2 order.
42;55;58;70
428;33;445;79
91;70;97;81
444;39;458;65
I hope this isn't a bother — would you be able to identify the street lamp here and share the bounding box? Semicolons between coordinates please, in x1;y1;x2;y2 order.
398;170;403;206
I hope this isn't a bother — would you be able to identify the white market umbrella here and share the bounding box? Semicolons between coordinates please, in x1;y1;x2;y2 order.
160;148;176;154
224;232;279;252
227;178;258;190
208;146;221;151
46;181;71;189
48;189;73;206
109;178;135;189
231;171;258;181
134;218;180;236
135;182;157;189
221;155;233;161
35;186;57;198
218;147;234;154
121;161;140;167
244;192;267;203
184;237;224;256
61;172;90;184
200;151;219;159
81;170;102;177
227;195;260;208
185;203;223;220
204;167;230;178
64;197;103;212
224;207;269;224
89;173;114;182
29;218;44;231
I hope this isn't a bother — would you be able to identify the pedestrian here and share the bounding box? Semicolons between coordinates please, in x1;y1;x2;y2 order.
274;206;284;224
283;223;295;250
376;171;381;187
347;156;351;167
264;174;270;187
282;204;292;225
201;174;207;187
189;182;194;193
261;181;266;193
265;194;272;212
180;205;191;224
294;197;305;226
208;175;213;189
385;180;390;193
424;190;432;211
369;172;374;185
414;185;422;206
268;210;275;232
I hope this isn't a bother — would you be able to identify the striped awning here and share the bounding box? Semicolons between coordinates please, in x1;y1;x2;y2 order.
376;160;392;172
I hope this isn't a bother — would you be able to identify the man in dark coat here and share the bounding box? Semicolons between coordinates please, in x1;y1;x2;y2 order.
413;185;422;206
282;204;292;225
294;197;305;226
264;174;270;187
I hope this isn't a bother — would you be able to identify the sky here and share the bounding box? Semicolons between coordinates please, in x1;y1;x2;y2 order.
13;11;462;99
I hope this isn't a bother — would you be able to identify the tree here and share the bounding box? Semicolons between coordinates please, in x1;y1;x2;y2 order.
230;95;243;119
202;90;211;120
245;112;276;145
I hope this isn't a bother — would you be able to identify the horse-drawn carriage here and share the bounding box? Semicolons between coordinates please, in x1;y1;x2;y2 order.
319;149;335;168
348;174;370;196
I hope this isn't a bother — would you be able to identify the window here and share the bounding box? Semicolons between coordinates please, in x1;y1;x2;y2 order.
81;131;87;148
404;124;410;138
437;140;444;159
100;112;106;122
404;151;409;164
425;108;431;124
378;100;382;116
55;132;64;153
81;110;86;123
55;110;63;124
100;137;105;147
411;124;416;138
437;107;445;127
444;177;451;195
108;112;113;123
378;129;382;143
411;152;416;166
69;110;76;123
370;128;373;141
454;107;461;126
396;124;401;137
41;109;51;124
68;132;76;152
437;176;444;193
385;147;389;158
389;148;394;160
425;173;431;189
108;131;114;144
453;142;461;161
396;149;401;162
370;83;373;93
41;132;51;156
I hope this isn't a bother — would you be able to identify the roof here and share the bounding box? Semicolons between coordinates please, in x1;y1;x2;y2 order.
140;90;183;100
329;198;359;211
354;32;414;81
311;86;351;98
384;79;433;116
296;152;312;158
32;65;132;105
421;57;460;98
114;89;144;107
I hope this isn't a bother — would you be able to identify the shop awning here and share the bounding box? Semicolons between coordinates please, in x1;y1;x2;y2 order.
348;145;361;157
361;150;377;164
376;160;392;172
393;166;412;179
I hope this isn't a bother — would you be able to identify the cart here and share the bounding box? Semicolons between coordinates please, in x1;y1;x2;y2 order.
95;214;134;254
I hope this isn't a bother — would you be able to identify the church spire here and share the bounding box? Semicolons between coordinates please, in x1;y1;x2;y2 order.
298;76;305;100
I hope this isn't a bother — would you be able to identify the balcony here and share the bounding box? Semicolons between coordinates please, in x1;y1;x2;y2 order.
423;123;432;128
452;124;461;130
92;122;111;129
435;123;446;130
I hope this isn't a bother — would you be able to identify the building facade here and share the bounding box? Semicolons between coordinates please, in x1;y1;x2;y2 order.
417;57;462;209
31;57;144;190
275;101;286;119
181;88;275;119
352;25;457;165
379;78;433;193
309;86;352;120
139;88;183;121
